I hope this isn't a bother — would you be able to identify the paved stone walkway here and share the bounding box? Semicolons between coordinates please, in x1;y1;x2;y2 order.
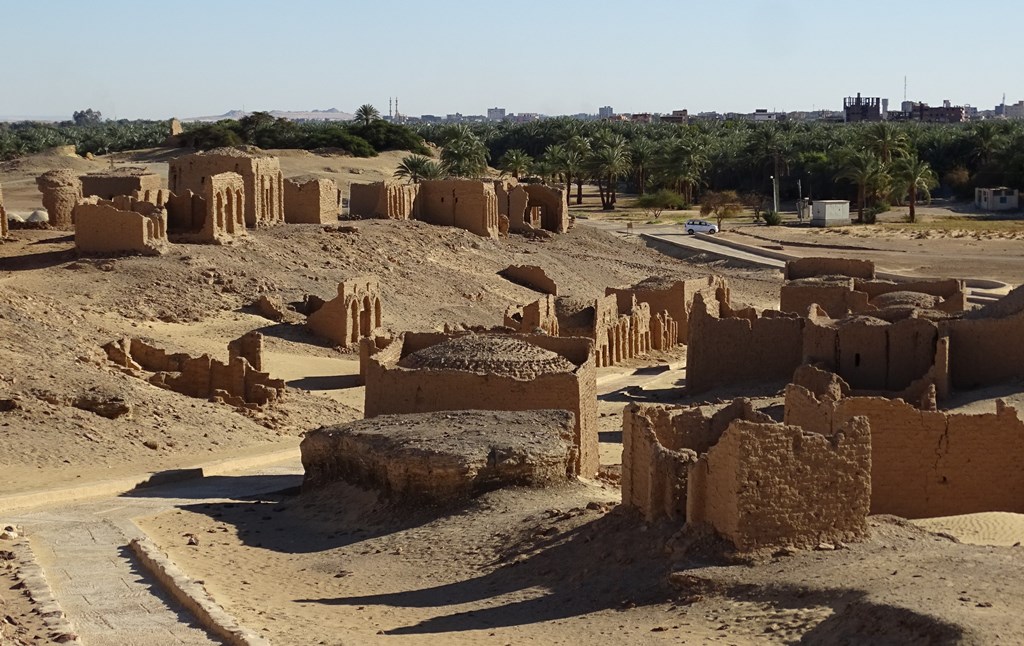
6;462;303;646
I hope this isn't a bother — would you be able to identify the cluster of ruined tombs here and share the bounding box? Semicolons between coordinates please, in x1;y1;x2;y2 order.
93;247;1024;552
12;148;1024;552
3;147;571;252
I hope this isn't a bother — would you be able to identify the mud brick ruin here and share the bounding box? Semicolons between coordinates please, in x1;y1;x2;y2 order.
169;147;284;227
350;178;568;237
104;332;284;408
622;399;870;549
607;276;729;346
551;295;653;367
301;409;577;501
74;195;168;256
0;181;8;239
416;179;500;238
362;332;598;477
160;171;247;243
80;168;162;200
687;258;1024;401
503;294;560;336
499;265;557;295
785;366;1024;519
36;169;82;229
306;276;383;347
506;277;703;367
349;180;418;220
283;176;340;224
780;257;967;318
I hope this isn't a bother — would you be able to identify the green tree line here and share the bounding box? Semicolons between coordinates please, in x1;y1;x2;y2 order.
0;109;430;160
412;118;1024;216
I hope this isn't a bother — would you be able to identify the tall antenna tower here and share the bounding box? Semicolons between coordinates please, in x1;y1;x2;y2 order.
389;98;393;119
395;97;400;123
903;76;907;102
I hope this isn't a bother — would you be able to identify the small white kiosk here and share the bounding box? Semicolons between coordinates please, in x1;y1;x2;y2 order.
810;200;851;227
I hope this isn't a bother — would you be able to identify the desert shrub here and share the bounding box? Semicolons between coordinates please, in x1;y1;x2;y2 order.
635;189;687;211
862;201;890;224
762;210;783;226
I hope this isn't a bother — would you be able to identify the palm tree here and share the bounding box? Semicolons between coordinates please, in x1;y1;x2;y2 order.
355;104;380;126
892;155;938;223
420;160;447;180
498;149;532;180
747;124;789;182
969;121;1003;169
440;130;489;177
656;138;709;204
394;154;432;184
629;137;656;195
588;140;631;210
835;149;888;223
862;122;909;164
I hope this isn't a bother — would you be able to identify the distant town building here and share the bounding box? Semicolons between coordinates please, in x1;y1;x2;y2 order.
1004;101;1024;119
598;106;614;119
752;109;783;122
975;187;1019;211
659;110;689;125
487;107;507;121
843;93;884;122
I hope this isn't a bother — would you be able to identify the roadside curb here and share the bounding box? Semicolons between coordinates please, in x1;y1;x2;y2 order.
0;446;300;513
6;526;82;644
640;231;1011;294
129;536;269;646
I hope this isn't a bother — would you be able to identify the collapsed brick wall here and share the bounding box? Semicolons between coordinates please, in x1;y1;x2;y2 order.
946;313;1024;390
551;295;653;368
784;257;875;280
494;180;533;232
504;294;559;336
307;276;383;347
284;177;340;224
36;169;81;230
523;184;570;233
80;170;163;200
104;333;284;408
73;196;167;256
687;417;871;550
607;276;728;345
169;148;284;227
363;332;598;477
686;293;804;393
781;277;967;318
780;278;868;318
803;312;939;392
785;382;1024;518
416;180;499;238
349;181;419;219
621;399;771;522
499;265;557;295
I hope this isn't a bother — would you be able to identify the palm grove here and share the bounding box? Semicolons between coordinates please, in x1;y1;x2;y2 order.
407;118;1024;225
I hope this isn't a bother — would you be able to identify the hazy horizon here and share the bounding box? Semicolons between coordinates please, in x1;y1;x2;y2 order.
3;0;1022;121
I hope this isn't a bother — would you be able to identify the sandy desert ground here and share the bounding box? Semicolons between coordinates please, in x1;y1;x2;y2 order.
2;146;1024;644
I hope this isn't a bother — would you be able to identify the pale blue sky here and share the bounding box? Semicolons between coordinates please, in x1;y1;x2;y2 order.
2;0;1020;119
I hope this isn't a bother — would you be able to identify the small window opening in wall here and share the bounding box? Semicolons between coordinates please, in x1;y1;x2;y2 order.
854;352;861;367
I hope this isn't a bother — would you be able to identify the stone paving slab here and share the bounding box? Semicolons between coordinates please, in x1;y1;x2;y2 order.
6;461;303;645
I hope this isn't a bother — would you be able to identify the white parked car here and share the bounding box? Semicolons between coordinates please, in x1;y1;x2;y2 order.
684;219;718;235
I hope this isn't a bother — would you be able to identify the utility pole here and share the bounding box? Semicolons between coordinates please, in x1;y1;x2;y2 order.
770;175;780;215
